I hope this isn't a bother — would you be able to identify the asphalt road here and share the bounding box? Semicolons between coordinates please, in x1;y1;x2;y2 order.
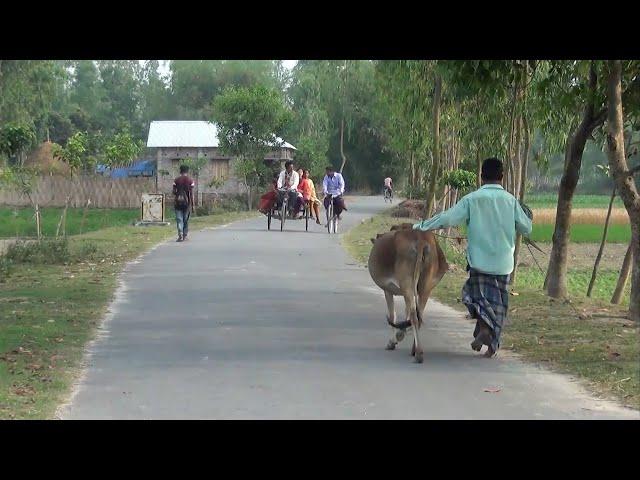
59;196;638;419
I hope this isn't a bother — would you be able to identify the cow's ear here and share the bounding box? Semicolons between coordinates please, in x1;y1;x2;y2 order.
370;238;375;244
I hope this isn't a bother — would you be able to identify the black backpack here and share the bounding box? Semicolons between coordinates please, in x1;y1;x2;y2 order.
175;183;189;208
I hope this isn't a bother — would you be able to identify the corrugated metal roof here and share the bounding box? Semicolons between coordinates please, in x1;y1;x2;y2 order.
146;121;296;150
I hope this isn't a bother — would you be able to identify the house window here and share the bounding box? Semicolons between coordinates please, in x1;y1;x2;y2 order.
212;159;230;180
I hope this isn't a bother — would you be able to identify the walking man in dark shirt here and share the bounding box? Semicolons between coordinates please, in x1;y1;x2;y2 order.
173;165;195;242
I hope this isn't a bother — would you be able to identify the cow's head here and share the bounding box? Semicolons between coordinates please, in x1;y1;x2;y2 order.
390;223;414;232
370;232;385;244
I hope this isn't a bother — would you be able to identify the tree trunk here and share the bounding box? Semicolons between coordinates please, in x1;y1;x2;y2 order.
409;151;415;196
605;60;640;321
545;62;605;298
504;74;519;191
511;114;530;285
587;187;616;297
35;203;41;240
339;118;347;174
424;74;442;218
611;242;633;304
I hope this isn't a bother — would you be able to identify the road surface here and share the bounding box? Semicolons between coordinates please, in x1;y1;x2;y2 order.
59;196;638;419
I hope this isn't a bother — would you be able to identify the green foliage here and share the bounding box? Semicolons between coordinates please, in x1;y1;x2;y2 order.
171;60;280;119
104;131;143;168
213;84;291;193
181;156;208;178
51;131;88;175
441;169;477;191
0;123;37;163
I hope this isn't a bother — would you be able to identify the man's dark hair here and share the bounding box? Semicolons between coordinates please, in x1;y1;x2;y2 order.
481;158;503;181
285;160;294;169
180;165;189;174
326;165;334;172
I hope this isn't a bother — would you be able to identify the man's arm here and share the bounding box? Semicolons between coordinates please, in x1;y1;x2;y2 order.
515;200;533;236
413;196;470;231
277;171;284;189
339;174;345;195
172;182;177;196
322;175;328;195
189;180;195;209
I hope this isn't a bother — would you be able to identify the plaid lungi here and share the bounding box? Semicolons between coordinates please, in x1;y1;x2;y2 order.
461;268;510;352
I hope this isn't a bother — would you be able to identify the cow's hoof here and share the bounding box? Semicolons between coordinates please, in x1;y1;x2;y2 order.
385;341;396;351
483;346;496;358
414;352;424;364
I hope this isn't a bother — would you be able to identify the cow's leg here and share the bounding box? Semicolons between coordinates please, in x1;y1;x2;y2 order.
405;294;423;363
385;291;406;350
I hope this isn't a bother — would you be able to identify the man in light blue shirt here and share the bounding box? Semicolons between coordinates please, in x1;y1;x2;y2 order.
322;165;348;219
413;158;533;357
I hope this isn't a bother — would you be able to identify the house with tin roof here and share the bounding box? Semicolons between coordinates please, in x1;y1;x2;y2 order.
146;121;296;199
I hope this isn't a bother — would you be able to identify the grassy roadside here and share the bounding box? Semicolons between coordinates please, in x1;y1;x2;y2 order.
343;213;639;410
0;210;257;419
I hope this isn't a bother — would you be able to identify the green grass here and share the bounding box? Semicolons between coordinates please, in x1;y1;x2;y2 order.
0;207;140;238
530;223;631;243
0;210;257;419
343;212;638;410
527;194;624;209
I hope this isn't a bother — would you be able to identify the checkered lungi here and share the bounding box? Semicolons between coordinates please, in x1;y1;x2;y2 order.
461;268;510;352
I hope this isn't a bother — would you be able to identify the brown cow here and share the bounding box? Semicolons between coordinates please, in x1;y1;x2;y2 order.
368;224;448;363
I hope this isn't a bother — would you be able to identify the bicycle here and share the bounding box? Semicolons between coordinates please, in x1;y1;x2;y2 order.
325;194;339;234
278;189;289;231
303;199;310;232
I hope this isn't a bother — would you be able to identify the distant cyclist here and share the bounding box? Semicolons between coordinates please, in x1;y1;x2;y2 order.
322;165;347;220
383;176;393;198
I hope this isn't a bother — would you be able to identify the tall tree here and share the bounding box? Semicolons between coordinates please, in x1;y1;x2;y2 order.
543;62;607;298
605;60;640;322
213;85;292;209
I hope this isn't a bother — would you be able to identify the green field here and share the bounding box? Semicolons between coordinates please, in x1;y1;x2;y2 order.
530;223;631;243
526;194;625;209
0;207;139;238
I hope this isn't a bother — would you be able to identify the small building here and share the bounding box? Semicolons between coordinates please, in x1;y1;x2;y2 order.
146;121;296;199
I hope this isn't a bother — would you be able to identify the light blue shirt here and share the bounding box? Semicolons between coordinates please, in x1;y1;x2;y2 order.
413;184;533;275
322;173;345;196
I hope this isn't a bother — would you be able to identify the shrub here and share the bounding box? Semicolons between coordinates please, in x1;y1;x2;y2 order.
4;238;70;265
72;240;100;262
0;256;13;282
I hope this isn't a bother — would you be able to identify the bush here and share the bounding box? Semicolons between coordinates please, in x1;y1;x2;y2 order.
72;240;100;262
0;256;13;282
4;238;70;265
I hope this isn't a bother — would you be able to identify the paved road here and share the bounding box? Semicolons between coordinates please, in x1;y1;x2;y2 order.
60;196;638;419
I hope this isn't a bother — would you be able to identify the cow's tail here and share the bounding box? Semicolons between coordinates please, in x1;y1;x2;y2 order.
413;242;429;327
